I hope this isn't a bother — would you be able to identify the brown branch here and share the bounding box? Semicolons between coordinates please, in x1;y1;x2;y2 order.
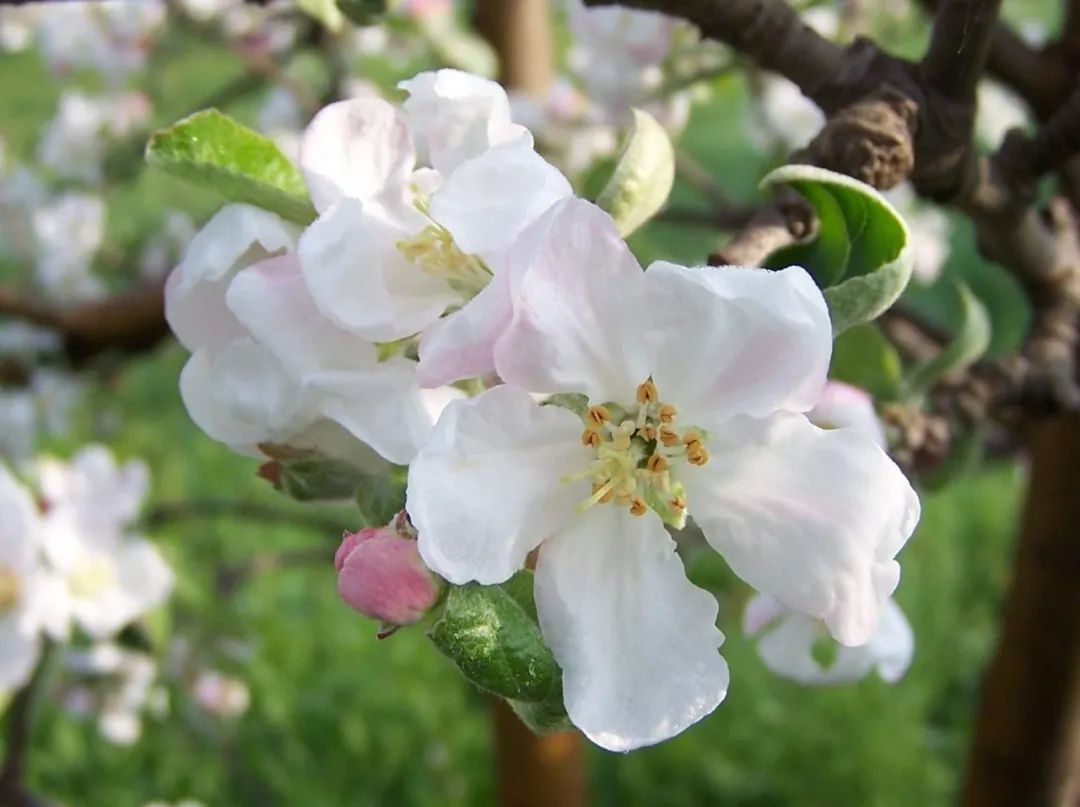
922;0;1003;102
708;187;813;266
0;279;170;368
0;643;51;806
475;0;554;95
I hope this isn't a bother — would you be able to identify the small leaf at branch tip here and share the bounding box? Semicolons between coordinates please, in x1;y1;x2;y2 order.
145;109;316;225
902;282;991;399
596;108;675;237
759;164;914;335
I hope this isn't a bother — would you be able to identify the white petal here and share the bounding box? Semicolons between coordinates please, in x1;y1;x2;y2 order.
299;97;416;212
165;204;297;352
407;385;589;585
535;506;728;751
297;198;456;342
179;340;301;448
226;253;379;375
494;198;650;402
0;617;40;691
304;358;434;466
429;139;572;256
416;266;512;387
808;380;887;448
72;540;172;639
400;69;529;174
868;598;914;683
684;413;919;646
644;263;832;426
0;463;40;572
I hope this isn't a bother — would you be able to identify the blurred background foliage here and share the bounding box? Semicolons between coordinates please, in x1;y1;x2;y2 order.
0;2;1043;803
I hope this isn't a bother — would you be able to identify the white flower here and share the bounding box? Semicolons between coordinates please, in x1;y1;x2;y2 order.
192;670;251;717
748;76;825;153
0;463;66;690
295;69;572;386
62;642;165;745
0;164;47;262
32;192;106;304
408;198;919;750
35;446;173;639
38;91;151;184
167;204;448;467
34;1;166;84
743;593;913;685
565;0;678;125
0;392;37;461
140;211;197;280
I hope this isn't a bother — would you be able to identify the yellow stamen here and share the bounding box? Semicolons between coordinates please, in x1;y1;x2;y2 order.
636;379;658;404
591;481;615;504
670;495;687;512
658;404;677;423
658;424;681;446
0;565;19;610
587;405;610;426
639;424;657;441
687;446;710;466
581;429;602;448
646;454;668;474
628;496;648;516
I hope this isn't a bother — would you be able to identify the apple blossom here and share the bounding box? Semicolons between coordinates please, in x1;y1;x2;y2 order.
167;203;451;468
743;593;914;685
881;184;951;284
809;380;888;448
295;69;572;385
38;91;151;185
34;446;173;639
192;670;251;717
334;517;442;632
408;198;919;750
976;81;1031;147
32;192;106;303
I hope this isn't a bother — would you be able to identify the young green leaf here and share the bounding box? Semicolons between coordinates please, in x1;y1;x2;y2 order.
429;572;561;704
760;164;914;335
146;109;316;224
903;282;991;398
596;109;675;237
829;323;904;401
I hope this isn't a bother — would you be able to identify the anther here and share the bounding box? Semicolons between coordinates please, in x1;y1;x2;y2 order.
646;454;668;474
682;431;701;447
658;403;677;423
636;379;658;404
658;424;680;446
670;494;687;512
687;446;710;466
628;496;648;516
592;481;615;504
587;405;610;426
581;429;602;448
639;424;657;441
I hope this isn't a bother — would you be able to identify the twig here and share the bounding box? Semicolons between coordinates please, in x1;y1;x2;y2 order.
0;643;52;805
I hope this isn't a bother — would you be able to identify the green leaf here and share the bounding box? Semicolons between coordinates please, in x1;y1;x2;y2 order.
336;0;385;25
511;683;574;734
596;109;676;237
829;323;904;401
279;457;369;502
146;110;316;224
355;466;408;527
903;282;991;398
297;0;345;31
760;164;913;335
429;572;560;704
417;13;498;77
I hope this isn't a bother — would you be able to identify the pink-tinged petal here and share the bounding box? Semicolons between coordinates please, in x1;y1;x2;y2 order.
684;412;919;646
809;381;886;448
494;198;650;402
644;263;832;427
416;267;512;387
165;204;297;352
297;198;456;342
429;139;572;256
226;253;379;375
535;505;728;751
868;598;915;683
299;97;416;212
303;358;433;466
407;385;589;585
399;69;529;174
179;340;301;449
336;530;440;625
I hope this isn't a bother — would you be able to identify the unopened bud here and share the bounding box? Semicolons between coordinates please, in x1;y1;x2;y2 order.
335;517;441;631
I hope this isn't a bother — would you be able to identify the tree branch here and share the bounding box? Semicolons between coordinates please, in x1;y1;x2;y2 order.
0;644;51;806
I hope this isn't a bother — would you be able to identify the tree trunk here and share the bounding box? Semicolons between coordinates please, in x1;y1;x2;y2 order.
962;415;1080;806
474;0;554;96
492;700;589;807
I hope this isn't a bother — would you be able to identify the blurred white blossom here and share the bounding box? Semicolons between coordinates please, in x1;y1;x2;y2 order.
976;81;1031;147
38;91;151;184
32;192;106;303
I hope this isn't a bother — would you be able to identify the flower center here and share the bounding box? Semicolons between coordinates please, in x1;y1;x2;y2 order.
569;379;708;525
0;564;21;611
67;554;117;600
396;225;492;299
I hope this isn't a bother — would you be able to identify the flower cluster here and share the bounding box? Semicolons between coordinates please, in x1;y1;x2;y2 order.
0;446;173;692
169;68;920;751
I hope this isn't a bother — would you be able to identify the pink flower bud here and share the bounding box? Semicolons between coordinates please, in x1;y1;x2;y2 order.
335;522;441;631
